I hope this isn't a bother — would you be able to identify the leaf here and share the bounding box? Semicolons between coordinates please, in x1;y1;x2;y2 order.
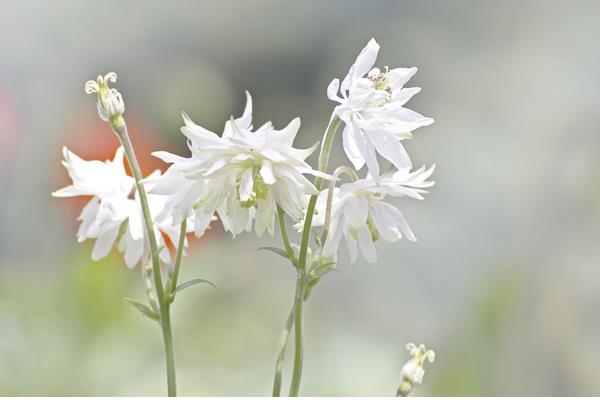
174;278;215;294
258;246;292;260
123;298;159;321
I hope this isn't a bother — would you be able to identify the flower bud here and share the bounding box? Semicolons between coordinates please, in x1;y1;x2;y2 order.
84;72;125;123
396;343;435;396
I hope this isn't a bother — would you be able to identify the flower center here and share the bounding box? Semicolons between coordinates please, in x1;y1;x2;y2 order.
238;166;269;208
367;67;392;94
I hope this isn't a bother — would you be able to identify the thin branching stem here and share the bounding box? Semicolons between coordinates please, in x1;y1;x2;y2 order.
111;116;177;397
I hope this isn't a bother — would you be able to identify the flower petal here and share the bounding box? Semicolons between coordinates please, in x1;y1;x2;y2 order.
239;168;254;202
357;225;377;262
342;123;366;170
341;38;380;92
260;160;276;185
235;91;253;130
91;225;120;260
327;78;342;102
369;131;412;170
194;210;214;237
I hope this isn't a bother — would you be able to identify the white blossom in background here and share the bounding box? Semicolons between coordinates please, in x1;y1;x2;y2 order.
149;91;329;237
311;165;435;263
145;160;215;239
397;343;435;396
327;38;434;177
52;147;194;268
119;170;196;268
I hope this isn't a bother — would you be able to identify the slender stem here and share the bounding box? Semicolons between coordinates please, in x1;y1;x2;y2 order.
110;116;177;397
272;207;298;396
272;305;295;396
113;120;165;301
161;308;177;396
289;270;306;397
286;116;341;397
297;116;341;269
277;206;297;266
169;220;187;295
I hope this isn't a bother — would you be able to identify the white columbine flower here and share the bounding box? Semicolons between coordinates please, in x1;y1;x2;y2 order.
149;91;328;237
327;38;434;177
312;165;435;263
52;147;193;268
397;343;435;396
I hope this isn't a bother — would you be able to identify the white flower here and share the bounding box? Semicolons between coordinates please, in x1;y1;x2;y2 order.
312;165;435;263
52;147;194;268
150;91;328;237
397;343;435;396
52;146;135;261
328;38;434;177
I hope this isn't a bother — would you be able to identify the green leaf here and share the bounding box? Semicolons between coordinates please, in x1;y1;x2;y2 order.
258;246;292;260
123;298;159;321
174;278;215;294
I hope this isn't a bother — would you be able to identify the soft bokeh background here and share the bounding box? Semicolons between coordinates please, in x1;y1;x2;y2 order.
1;0;599;396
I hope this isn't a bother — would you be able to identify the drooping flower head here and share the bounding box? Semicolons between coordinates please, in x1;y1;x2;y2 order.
149;92;329;237
328;38;434;177
311;165;435;263
397;343;435;396
52;147;194;267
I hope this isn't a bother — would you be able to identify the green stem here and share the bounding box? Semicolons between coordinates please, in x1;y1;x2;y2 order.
297;116;341;269
112;119;165;300
169;220;187;295
277;206;297;266
110;116;177;397
272;207;298;396
287;116;341;397
272;305;295;396
289;270;306;397
161;308;177;397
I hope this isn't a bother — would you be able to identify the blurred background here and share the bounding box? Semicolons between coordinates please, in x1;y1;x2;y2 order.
1;0;599;395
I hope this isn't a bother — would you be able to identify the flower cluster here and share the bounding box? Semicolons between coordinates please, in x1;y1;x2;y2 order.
53;38;437;397
54;38;435;269
308;38;436;264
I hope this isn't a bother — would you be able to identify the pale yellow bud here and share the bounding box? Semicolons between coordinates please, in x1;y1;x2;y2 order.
84;72;125;123
397;343;435;396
